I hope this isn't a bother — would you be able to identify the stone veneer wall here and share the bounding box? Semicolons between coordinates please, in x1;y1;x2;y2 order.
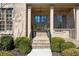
13;3;27;38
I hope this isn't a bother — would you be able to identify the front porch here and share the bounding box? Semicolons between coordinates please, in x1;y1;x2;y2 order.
27;4;76;40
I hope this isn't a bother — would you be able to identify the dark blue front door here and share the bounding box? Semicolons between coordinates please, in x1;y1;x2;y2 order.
34;16;48;32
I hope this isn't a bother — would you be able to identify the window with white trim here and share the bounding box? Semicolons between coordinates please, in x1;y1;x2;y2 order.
54;16;66;28
0;8;13;31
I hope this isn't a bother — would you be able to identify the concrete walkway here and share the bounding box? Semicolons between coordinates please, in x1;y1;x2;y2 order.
28;32;52;56
27;48;52;56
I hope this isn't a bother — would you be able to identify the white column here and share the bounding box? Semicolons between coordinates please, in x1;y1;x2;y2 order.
76;7;79;40
73;8;76;39
73;8;76;20
73;8;76;27
50;7;54;37
28;6;31;38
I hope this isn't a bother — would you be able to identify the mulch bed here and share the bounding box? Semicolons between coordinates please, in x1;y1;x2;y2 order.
11;49;62;56
11;48;25;56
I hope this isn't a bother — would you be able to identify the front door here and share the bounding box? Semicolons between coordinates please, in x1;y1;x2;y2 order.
34;16;48;32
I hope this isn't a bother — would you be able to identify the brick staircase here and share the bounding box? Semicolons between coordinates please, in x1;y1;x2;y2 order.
32;32;50;49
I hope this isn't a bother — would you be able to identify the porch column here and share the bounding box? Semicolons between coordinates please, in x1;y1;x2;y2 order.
73;8;76;40
50;6;54;37
28;6;31;38
76;7;79;40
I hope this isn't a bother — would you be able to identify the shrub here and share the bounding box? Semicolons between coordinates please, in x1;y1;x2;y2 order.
61;42;76;51
0;35;14;50
51;42;61;52
0;51;13;56
51;37;65;44
51;37;65;52
15;37;31;54
77;47;79;49
62;48;79;56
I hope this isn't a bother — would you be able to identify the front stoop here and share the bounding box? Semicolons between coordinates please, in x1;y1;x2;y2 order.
32;32;50;49
28;32;52;56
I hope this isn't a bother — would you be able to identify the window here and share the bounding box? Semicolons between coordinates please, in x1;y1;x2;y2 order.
0;8;13;31
6;9;12;30
54;16;66;28
35;16;40;24
0;21;5;31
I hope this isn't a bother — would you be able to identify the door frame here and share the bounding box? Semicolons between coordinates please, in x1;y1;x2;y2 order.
33;15;48;32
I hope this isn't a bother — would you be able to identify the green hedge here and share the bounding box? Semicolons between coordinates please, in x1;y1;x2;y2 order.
51;37;76;52
0;35;14;50
62;48;79;56
15;37;31;54
51;37;65;44
51;37;65;52
51;42;61;52
61;42;76;51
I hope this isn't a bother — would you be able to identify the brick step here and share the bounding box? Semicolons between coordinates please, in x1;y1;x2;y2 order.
32;42;50;45
34;36;49;38
32;43;50;46
36;34;48;36
33;38;49;41
32;32;50;49
33;40;49;42
33;39;49;42
36;34;47;36
32;46;50;49
36;33;47;35
33;41;50;43
34;37;49;39
33;38;49;40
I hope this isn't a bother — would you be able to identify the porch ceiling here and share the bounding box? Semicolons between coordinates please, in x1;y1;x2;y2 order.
31;3;78;9
54;8;72;15
30;4;77;15
31;4;50;9
31;4;76;12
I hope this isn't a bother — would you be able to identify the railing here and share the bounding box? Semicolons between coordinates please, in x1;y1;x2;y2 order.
54;28;76;39
29;31;36;49
47;31;51;40
54;28;75;31
47;31;52;50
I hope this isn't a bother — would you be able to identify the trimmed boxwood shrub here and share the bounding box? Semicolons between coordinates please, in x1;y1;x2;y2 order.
0;35;14;50
51;42;61;52
51;37;65;44
0;51;13;56
15;37;31;54
61;42;76;51
15;37;30;48
62;48;79;56
51;37;65;52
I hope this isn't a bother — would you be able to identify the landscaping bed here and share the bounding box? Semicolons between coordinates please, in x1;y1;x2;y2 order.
0;35;32;56
52;52;61;56
0;35;79;56
51;37;79;56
